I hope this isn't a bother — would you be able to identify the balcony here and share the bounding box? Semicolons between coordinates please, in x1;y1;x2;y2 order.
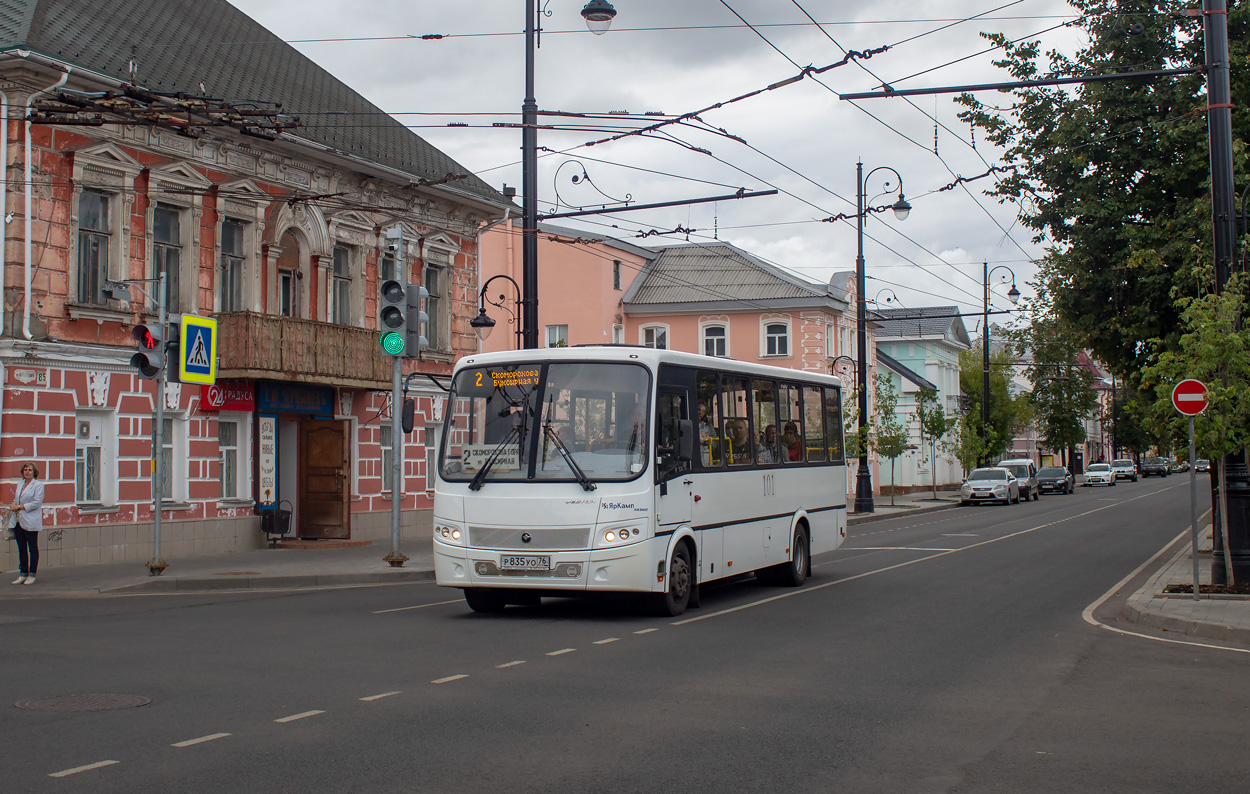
216;312;392;390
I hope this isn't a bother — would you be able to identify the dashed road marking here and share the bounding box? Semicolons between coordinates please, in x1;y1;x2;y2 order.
49;761;118;778
547;648;576;656
359;691;400;701
172;733;231;748
634;628;658;634
373;598;465;614
593;638;620;645
497;660;526;668
433;674;469;684
275;710;324;723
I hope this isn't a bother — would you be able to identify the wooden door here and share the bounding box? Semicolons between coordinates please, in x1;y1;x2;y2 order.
299;420;350;539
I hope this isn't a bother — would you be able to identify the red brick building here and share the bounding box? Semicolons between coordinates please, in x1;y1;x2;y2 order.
0;0;508;570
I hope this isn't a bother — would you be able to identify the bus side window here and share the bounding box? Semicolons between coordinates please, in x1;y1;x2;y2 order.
696;370;720;467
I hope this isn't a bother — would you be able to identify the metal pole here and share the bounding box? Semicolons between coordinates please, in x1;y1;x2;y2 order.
147;271;167;575
982;261;990;466
1190;415;1200;601
521;0;539;350
854;160;874;513
390;355;403;561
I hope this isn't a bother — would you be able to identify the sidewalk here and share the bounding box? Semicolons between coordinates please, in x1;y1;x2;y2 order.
0;540;434;598
1121;524;1250;645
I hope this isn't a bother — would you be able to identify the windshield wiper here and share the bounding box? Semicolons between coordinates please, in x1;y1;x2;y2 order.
542;396;595;491
469;426;519;492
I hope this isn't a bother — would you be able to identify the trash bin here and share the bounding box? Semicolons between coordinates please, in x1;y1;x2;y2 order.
261;500;293;539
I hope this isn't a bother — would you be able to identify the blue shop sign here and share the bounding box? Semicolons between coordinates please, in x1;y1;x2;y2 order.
257;383;335;416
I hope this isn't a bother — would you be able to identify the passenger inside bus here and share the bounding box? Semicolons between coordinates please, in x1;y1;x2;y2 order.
782;421;802;462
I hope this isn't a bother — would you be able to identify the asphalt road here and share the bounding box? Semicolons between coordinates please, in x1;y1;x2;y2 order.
3;477;1248;793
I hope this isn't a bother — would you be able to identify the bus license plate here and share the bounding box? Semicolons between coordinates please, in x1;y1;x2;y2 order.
500;555;551;571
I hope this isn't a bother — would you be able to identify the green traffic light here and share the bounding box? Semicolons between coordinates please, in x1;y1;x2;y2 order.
380;331;405;356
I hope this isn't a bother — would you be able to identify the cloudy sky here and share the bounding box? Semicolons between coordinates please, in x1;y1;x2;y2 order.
228;0;1085;326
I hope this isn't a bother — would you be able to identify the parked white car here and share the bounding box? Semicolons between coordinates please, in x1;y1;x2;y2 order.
960;467;1021;506
1083;462;1116;487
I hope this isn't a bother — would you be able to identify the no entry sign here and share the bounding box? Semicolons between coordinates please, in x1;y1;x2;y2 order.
1171;379;1208;416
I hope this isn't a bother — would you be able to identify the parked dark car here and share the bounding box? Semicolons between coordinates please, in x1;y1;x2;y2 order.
1140;456;1170;477
1169;459;1189;473
1036;466;1075;494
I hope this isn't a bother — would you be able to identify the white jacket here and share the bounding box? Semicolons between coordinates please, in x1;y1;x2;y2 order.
10;479;44;532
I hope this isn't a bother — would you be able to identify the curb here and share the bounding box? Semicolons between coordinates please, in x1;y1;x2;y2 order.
101;568;437;594
848;501;959;526
1121;595;1250;645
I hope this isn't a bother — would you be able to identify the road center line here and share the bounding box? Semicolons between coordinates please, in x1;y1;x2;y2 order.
547;648;576;656
634;628;658;634
372;598;465;614
675;492;1164;626
593;637;620;645
851;547;959;551
359;691;400;701
172;733;231;747
432;674;469;683
496;660;526;668
275;710;324;723
49;760;118;778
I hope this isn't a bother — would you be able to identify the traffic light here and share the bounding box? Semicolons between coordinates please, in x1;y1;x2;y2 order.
405;283;429;358
130;323;165;379
379;279;407;356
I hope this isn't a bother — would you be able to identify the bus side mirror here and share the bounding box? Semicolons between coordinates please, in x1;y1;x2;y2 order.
678;419;695;462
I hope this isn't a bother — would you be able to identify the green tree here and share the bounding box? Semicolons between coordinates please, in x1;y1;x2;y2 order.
871;373;909;506
1142;274;1250;582
916;388;953;498
958;346;1030;465
950;413;998;475
955;0;1250;384
1009;302;1099;466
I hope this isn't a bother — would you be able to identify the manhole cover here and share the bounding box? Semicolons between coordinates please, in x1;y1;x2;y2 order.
15;694;151;712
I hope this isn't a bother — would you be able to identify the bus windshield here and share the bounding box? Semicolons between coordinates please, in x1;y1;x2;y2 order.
440;361;651;486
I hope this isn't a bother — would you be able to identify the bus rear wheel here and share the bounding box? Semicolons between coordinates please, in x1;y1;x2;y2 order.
763;526;809;587
650;544;692;617
463;587;508;613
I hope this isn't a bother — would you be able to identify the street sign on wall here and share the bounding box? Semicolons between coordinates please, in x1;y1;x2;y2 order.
1171;379;1208;416
179;315;218;385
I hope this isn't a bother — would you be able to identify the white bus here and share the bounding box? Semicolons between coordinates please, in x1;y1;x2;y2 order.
433;346;848;615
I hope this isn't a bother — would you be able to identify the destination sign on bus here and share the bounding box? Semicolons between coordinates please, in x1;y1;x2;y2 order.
461;445;521;473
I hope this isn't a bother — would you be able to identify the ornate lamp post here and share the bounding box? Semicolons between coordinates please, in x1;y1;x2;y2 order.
981;262;1020;465
519;1;617;348
471;274;524;350
853;161;911;513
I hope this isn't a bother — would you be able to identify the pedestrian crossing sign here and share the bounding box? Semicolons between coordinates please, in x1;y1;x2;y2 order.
179;315;218;385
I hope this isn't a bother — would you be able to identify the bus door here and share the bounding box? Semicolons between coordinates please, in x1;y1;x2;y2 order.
655;388;693;528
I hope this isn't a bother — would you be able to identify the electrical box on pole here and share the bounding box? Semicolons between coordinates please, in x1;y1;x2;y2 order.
405;283;429;358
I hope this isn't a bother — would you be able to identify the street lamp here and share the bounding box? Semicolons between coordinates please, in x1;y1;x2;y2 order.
520;1;618;349
854;161;911;514
471;274;524;350
982;262;1020;465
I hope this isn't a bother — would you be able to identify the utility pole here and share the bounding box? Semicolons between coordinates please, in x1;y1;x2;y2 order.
1203;0;1247;584
149;272;167;575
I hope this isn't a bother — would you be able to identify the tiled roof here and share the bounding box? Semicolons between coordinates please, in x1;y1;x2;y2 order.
873;306;972;347
0;0;505;205
624;242;841;307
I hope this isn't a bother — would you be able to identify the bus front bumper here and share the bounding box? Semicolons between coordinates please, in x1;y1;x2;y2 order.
434;536;665;594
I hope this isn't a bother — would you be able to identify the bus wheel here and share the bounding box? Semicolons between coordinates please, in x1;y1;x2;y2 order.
651;544;692;617
773;526;809;587
463;588;508;613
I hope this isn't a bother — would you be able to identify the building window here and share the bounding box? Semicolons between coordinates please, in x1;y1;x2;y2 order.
827;323;836;358
425;424;439;494
765;322;790;356
331;245;352;325
546;324;568;348
77;191;110;305
381;424;394;493
220;219;245;312
380;252;398;284
278;270;296;317
703;325;727;357
75;411;108;504
613;324;624;344
423;265;443;350
642;326;667;349
153;204;182;314
218;415;249;500
613;260;622;291
161;416;187;503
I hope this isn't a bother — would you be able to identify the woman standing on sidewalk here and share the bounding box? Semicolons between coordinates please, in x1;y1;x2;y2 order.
8;462;45;585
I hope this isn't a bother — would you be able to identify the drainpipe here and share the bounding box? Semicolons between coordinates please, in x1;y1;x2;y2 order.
23;68;69;340
0;88;7;338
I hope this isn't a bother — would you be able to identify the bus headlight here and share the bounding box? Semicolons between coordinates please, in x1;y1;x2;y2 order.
598;526;643;547
435;524;465;544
